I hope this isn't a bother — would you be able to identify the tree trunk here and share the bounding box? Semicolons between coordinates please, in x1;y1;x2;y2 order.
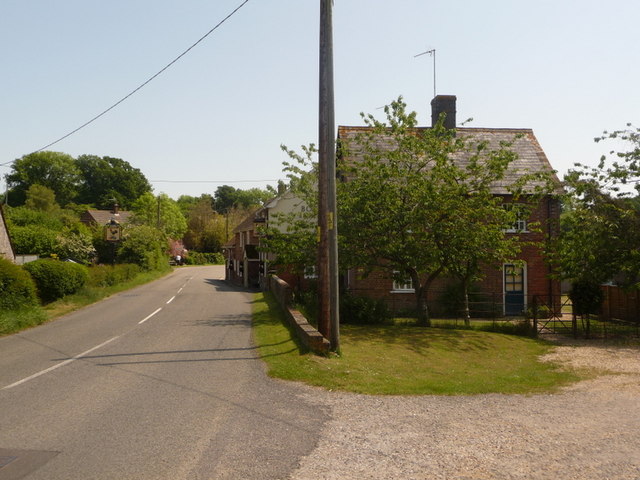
415;285;431;327
462;281;471;326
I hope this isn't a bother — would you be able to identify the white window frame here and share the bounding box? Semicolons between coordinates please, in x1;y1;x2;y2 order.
391;271;415;293
503;203;529;233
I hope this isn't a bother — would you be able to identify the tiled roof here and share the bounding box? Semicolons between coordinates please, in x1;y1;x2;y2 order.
81;209;133;226
337;126;563;195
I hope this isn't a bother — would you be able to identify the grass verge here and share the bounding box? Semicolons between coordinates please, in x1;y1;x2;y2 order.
0;268;172;336
252;292;582;395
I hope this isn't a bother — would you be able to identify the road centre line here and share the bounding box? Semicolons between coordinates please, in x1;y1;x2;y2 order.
2;336;121;390
166;296;176;304
138;307;162;325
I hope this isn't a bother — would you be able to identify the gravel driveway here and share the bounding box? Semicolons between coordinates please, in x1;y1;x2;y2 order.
288;341;640;480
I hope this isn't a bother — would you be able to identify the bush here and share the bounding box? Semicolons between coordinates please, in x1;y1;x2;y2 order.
0;257;39;310
183;252;225;265
88;263;141;287
569;280;604;315
24;258;89;303
340;292;391;325
117;225;169;271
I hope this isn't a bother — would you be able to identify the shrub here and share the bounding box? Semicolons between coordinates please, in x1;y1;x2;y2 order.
183;252;225;265
569;280;604;315
117;225;169;271
24;258;89;303
87;263;141;287
0;257;38;310
340;292;391;325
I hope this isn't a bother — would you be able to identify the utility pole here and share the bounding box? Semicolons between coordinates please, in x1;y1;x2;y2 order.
318;0;340;351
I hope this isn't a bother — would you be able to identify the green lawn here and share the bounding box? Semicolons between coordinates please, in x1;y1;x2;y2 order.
252;292;582;395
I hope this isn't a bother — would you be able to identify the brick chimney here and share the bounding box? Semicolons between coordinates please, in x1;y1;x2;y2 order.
431;95;457;129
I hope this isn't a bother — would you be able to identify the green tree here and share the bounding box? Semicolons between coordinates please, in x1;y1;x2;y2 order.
7;151;81;206
131;192;187;239
24;184;60;213
550;125;640;288
75;155;152;209
117;224;168;271
213;185;271;214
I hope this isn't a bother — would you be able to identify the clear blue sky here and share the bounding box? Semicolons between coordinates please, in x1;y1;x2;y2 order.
1;0;638;199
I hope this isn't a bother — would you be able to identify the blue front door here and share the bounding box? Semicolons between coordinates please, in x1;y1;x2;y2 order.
504;264;525;315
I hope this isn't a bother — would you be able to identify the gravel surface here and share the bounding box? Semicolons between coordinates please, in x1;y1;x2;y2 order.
288;340;640;480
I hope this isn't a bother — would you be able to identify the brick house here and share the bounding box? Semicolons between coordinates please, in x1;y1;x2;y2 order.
231;96;562;316
0;204;15;263
339;95;563;316
223;190;310;289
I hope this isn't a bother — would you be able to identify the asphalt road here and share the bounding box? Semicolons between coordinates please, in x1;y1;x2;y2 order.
0;265;327;480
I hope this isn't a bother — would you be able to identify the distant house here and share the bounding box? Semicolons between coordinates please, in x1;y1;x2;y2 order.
223;190;309;289
0;204;15;263
80;203;132;228
223;208;263;288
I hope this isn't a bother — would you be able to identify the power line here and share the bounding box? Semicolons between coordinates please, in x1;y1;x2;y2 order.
32;0;251;154
151;179;278;184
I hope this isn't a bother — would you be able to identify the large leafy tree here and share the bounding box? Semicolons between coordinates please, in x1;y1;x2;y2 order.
75;155;151;209
213;185;272;214
131;192;187;239
7;151;81;206
549;125;640;288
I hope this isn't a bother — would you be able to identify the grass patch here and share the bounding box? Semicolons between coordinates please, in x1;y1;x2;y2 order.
253;292;582;395
1;268;172;336
0;305;48;336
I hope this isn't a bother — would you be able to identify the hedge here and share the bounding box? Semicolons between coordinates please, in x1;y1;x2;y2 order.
24;258;89;303
0;257;39;310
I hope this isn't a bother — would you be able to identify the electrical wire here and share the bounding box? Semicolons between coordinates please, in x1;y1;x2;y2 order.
151;179;279;184
31;0;251;154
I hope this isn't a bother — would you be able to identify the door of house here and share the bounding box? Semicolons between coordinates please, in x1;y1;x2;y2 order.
504;264;525;315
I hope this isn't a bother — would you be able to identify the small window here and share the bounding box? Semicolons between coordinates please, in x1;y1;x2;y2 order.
304;265;318;279
392;271;414;292
503;204;528;233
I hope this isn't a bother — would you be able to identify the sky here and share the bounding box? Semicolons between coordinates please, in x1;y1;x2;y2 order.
1;0;639;200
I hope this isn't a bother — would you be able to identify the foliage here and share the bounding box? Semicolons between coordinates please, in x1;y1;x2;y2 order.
0;257;39;310
131;192;187;239
87;263;141;287
339;293;390;325
183;251;224;265
7;151;81;206
0;305;47;336
9;224;59;256
213;185;272;213
117;224;169;271
550;124;640;287
569;280;604;316
54;228;97;264
24;258;89;303
24;184;60;212
182;197;226;252
75;154;152;209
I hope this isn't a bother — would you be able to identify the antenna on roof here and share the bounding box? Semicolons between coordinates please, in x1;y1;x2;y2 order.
414;48;436;98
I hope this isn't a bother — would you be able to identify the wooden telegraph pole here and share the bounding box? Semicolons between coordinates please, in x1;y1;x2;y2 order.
318;0;340;351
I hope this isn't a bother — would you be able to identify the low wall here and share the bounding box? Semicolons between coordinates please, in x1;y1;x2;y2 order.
268;275;330;355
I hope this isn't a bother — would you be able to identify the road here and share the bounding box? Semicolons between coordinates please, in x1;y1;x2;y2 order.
0;265;327;480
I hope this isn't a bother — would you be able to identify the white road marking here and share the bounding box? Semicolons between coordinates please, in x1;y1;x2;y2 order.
2;336;121;390
166;296;176;304
177;287;183;293
138;307;162;325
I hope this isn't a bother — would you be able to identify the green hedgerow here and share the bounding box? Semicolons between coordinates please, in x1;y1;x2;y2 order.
24;258;89;303
0;257;39;310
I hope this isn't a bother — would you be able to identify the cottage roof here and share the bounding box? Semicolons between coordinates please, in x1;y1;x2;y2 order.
81;209;133;226
337;126;563;195
232;207;264;234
